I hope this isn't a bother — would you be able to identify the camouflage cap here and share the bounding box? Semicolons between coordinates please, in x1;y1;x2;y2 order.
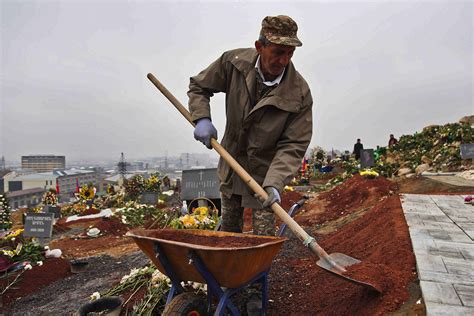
260;15;302;47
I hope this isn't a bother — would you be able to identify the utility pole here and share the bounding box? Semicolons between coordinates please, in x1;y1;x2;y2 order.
118;152;127;186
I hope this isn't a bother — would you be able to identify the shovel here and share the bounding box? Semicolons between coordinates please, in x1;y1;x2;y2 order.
147;73;381;293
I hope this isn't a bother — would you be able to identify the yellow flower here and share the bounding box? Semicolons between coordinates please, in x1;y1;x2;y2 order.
193;207;209;217
1;243;22;257
360;170;379;178
284;185;294;192
181;215;197;228
79;185;96;201
6;228;24;239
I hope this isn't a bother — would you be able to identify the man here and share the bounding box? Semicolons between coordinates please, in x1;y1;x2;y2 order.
353;138;363;160
188;15;313;236
388;134;398;147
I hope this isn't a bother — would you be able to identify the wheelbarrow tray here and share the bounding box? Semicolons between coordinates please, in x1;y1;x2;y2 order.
127;229;286;288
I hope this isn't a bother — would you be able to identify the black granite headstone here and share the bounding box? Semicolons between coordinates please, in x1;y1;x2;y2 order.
181;168;220;200
24;213;54;238
360;149;375;168
460;144;474;159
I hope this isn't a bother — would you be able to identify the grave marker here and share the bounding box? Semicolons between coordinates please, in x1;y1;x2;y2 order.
360;149;375;168
24;213;54;238
181;168;220;200
460;144;474;159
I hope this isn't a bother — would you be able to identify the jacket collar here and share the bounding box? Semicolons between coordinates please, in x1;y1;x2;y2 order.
230;48;302;113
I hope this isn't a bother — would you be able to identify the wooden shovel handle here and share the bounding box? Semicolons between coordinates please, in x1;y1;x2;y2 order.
147;73;334;263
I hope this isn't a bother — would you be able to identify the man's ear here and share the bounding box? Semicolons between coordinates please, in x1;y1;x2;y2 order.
255;40;262;53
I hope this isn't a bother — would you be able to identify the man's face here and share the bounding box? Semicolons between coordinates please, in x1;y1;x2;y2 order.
255;41;295;79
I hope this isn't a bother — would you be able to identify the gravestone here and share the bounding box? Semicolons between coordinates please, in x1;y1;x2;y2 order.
181;168;220;200
140;192;159;205
24;213;54;238
360;149;375;168
43;205;61;219
460;143;474;159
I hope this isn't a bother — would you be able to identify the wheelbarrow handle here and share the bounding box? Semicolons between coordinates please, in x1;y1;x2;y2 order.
147;73;345;273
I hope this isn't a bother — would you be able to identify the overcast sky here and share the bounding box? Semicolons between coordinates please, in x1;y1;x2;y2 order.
1;0;472;163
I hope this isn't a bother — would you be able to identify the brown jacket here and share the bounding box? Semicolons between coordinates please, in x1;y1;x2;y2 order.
188;48;313;207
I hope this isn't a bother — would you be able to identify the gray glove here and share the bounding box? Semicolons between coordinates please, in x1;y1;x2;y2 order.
193;118;217;149
257;186;281;208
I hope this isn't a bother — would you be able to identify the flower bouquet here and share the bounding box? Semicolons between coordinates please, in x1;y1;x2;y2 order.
141;173;162;205
42;189;61;218
0;194;12;231
78;183;97;212
169;206;218;230
79;184;96;201
42;189;58;206
124;175;145;201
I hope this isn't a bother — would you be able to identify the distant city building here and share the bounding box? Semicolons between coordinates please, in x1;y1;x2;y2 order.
4;172;57;192
21;155;66;172
54;169;100;201
1;169;100;202
6;187;45;209
0;170;12;193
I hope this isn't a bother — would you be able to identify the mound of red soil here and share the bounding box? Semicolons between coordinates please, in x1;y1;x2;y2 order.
1;258;72;309
93;218;129;236
269;194;415;315
280;191;304;210
79;208;101;216
315;174;398;224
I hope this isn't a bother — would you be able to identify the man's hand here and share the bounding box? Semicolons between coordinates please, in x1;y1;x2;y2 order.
256;187;281;208
193;118;218;149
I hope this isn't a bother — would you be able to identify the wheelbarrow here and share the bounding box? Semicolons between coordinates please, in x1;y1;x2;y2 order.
127;228;286;315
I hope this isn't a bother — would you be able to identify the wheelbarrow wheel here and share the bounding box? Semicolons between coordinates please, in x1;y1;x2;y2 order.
162;292;207;316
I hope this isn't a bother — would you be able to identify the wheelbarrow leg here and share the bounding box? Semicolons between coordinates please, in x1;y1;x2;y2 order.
188;250;240;316
261;273;268;316
153;243;185;304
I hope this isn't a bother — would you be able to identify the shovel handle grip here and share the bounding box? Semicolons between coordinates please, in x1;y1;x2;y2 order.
147;73;332;261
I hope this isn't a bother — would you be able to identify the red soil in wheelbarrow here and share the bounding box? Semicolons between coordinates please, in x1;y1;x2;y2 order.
268;194;416;315
153;229;278;248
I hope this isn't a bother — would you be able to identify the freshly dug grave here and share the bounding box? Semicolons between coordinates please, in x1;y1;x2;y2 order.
268;194;416;315
318;174;397;222
5;252;150;316
50;217;136;258
1;258;72;310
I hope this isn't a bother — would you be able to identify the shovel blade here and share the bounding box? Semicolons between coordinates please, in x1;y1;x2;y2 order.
317;253;381;293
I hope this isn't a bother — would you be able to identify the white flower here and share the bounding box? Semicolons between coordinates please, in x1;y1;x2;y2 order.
36;261;43;266
90;292;101;301
24;264;32;270
120;275;130;284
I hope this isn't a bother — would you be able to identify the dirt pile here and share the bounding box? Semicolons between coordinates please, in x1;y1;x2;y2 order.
298;174;397;226
268;194;416;315
1;258;72;309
